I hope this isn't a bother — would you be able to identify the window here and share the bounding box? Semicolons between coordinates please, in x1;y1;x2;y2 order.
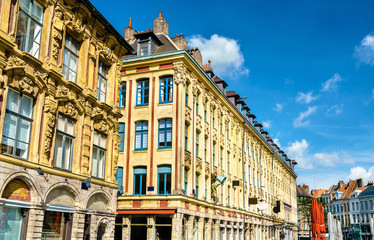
54;114;75;170
196;131;199;157
158;165;171;195
62;34;79;82
204;103;207;121
158;119;172;148
196;93;199;114
116;167;124;196
184;168;188;196
213;143;216;166
2;89;33;159
185;82;189;105
97;61;108;102
212;109;215;127
119;123;125;152
227;152;230;172
16;0;43;58
92;131;107;179
139;41;149;56
119;82;126;108
160;76;173;103
134;167;147;195
136;79;149;106
195;174;199;199
204;137;207;161
185;123;189;150
135;121;148;150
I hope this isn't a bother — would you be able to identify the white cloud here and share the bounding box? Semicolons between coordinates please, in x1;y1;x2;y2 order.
354;34;374;66
285;139;313;169
321;73;343;93
296;91;318;104
273;138;281;148
327;104;343;116
364;88;374;105
293;106;317;127
262;120;272;129
274;103;284;112
348;166;374;182
314;151;354;168
188;34;249;78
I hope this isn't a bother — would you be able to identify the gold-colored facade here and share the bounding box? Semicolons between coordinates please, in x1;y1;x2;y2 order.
117;49;298;239
0;0;131;239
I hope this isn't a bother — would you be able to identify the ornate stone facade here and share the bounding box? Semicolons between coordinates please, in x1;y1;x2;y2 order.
0;0;132;239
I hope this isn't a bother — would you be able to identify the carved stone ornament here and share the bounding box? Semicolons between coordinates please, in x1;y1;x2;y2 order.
56;84;69;97
64;102;77;118
52;6;64;60
113;133;121;171
185;106;192;123
204;125;209;137
96;119;108;132
196;157;202;174
34;70;48;84
65;12;85;35
173;62;187;85
196;115;202;131
184;150;192;170
6;55;26;68
19;76;34;95
43;96;58;159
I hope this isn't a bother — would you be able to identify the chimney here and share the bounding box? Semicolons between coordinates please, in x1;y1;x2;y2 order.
153;11;169;35
357;178;363;188
338;180;344;188
173;34;188;50
188;48;202;66
124;18;137;43
302;184;310;194
368;181;373;186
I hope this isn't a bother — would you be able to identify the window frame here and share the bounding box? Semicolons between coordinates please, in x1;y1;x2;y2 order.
158;165;171;195
196;131;199;157
91;131;107;180
133;167;147;195
119;123;125;152
136;79;149;106
116;167;124;196
134;121;148;151
62;33;80;83
97;61;108;102
53;114;75;171
119;82;126;108
139;41;149;56
16;0;44;58
158;118;172;149
159;76;173;103
185;82;189;105
1;88;33;159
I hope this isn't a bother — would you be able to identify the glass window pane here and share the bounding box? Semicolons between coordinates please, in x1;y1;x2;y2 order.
159;131;165;147
3;114;18;139
159;174;165;194
1;137;15;155
0;206;23;239
57;115;65;132
142;131;148;149
64;137;73;170
20;0;31;11
32;3;43;22
28;20;41;57
166;173;171;194
135;175;140;194
141;174;146;194
6;90;20;113
166;119;172;128
20;95;33;118
159;120;165;129
143;121;148;130
144;80;149;88
92;148;98;177
66;119;75;136
54;134;63;168
17;119;31;143
135;122;142;131
16;141;28;158
135;132;141;149
166;129;172;144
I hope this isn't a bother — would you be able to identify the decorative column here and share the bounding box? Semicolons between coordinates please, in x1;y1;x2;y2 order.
146;215;156;240
71;210;86;239
205;218;212;240
187;216;194;240
25;206;45;240
197;217;204;239
122;216;130;240
171;213;183;239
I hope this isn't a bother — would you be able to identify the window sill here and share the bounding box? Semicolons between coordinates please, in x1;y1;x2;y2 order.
157;147;172;152
0;152;28;161
158;101;173;105
134;105;149;109
134;149;147;152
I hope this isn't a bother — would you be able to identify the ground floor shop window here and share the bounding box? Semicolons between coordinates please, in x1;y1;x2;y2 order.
192;217;198;240
114;216;122;240
41;211;72;240
83;214;91;240
155;216;171;240
0;206;28;240
182;217;188;240
130;216;147;240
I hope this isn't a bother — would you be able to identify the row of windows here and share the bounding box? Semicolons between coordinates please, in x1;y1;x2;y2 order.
15;0;110;103
116;165;171;196
1;89;107;179
118;119;172;152
119;76;173;108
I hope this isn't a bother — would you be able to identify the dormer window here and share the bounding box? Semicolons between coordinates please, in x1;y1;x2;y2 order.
139;41;149;56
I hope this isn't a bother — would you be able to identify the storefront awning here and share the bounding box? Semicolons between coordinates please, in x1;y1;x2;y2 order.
117;209;176;215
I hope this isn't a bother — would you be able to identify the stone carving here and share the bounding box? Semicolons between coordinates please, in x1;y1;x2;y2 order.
19;76;34;95
43;96;58;159
196;157;202;174
96;119;108;132
173;62;187;85
113;133;121;171
52;6;64;60
185;106;191;123
184;150;192;170
65;12;85;34
205;161;210;175
34;70;48;84
64;102;77;118
6;55;25;68
204;125;209;137
56;84;69;97
196;115;202;131
213;128;218;143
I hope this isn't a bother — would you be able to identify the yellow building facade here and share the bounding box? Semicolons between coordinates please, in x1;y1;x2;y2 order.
116;14;298;240
0;0;132;239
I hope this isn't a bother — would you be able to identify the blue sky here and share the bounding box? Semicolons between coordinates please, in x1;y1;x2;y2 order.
91;0;374;189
